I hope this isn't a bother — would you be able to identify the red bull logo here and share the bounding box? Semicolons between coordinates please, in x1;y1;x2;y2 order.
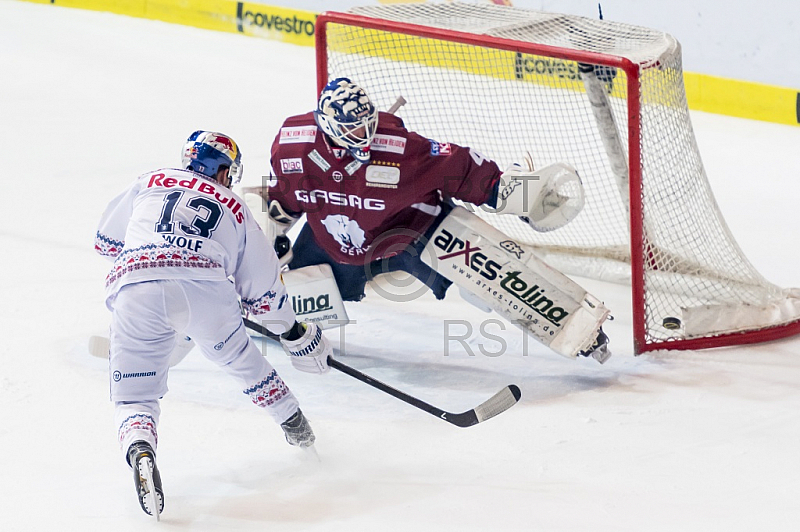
210;134;234;150
208;134;238;159
146;172;245;224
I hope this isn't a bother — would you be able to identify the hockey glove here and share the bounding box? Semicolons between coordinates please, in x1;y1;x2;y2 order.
496;155;585;232
280;321;331;374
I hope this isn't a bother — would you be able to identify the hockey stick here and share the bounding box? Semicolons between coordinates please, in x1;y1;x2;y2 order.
327;356;521;428
243;317;522;428
386;95;407;115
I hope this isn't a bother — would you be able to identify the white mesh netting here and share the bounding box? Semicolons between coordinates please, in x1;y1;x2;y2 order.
320;2;800;351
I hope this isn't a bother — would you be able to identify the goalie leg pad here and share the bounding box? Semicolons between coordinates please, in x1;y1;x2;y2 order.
281;263;351;329
422;206;610;358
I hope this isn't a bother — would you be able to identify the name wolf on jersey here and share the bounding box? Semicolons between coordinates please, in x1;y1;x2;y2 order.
161;234;204;252
146;173;245;223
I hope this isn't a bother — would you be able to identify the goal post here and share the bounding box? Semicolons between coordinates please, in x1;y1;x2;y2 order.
314;3;800;354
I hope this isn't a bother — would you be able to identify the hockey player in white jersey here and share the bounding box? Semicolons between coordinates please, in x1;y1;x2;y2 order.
95;131;332;519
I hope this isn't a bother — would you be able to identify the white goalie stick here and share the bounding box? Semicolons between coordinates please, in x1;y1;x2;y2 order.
242;318;521;428
386;95;407;115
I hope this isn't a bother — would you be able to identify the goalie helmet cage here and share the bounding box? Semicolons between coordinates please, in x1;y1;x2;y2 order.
315;3;800;354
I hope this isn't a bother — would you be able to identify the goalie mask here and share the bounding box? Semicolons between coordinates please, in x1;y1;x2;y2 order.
181;131;243;188
314;78;378;163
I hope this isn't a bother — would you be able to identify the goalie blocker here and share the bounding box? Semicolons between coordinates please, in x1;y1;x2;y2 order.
422;206;610;359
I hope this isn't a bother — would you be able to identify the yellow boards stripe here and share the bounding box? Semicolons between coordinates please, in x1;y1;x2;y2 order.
32;1;317;45
684;72;799;126
20;1;799;125
235;2;316;45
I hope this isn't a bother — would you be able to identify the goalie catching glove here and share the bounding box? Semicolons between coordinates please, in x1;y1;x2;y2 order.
495;154;586;232
280;321;332;374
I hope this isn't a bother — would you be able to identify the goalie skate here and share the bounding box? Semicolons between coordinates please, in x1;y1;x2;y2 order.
280;408;315;448
127;441;164;520
577;329;611;364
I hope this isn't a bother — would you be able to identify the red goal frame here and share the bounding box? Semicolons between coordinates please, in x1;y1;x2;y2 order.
315;11;800;354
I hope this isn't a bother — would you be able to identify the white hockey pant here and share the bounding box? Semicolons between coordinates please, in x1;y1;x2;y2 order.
109;279;299;460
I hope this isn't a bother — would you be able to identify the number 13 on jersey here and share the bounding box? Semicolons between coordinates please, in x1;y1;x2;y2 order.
155;190;224;251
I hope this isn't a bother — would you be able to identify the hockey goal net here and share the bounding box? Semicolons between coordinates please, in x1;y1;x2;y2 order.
315;2;800;354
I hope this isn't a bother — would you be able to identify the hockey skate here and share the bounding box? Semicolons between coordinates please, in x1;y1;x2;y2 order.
127;441;164;520
280;408;315;448
578;328;611;364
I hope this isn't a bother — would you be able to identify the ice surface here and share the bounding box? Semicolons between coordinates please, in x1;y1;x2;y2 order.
1;2;798;530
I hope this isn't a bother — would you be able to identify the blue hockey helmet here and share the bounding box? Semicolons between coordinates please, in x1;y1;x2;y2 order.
181;131;242;187
314;78;378;163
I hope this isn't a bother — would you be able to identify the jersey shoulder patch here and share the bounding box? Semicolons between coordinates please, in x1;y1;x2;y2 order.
278;113;317;145
428;140;452;156
279;125;317;145
371;133;407;155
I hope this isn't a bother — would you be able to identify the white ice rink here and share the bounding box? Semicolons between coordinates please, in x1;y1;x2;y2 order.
1;1;799;530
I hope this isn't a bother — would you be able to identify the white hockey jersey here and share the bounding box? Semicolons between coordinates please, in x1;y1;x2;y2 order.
95;168;295;329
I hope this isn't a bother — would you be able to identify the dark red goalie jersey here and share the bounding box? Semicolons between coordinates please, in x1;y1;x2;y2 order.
269;111;502;265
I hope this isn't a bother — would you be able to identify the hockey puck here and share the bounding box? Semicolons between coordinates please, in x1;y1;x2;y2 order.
662;317;682;330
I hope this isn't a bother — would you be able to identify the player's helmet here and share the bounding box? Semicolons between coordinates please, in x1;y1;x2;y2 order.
181;131;243;187
314;78;378;163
